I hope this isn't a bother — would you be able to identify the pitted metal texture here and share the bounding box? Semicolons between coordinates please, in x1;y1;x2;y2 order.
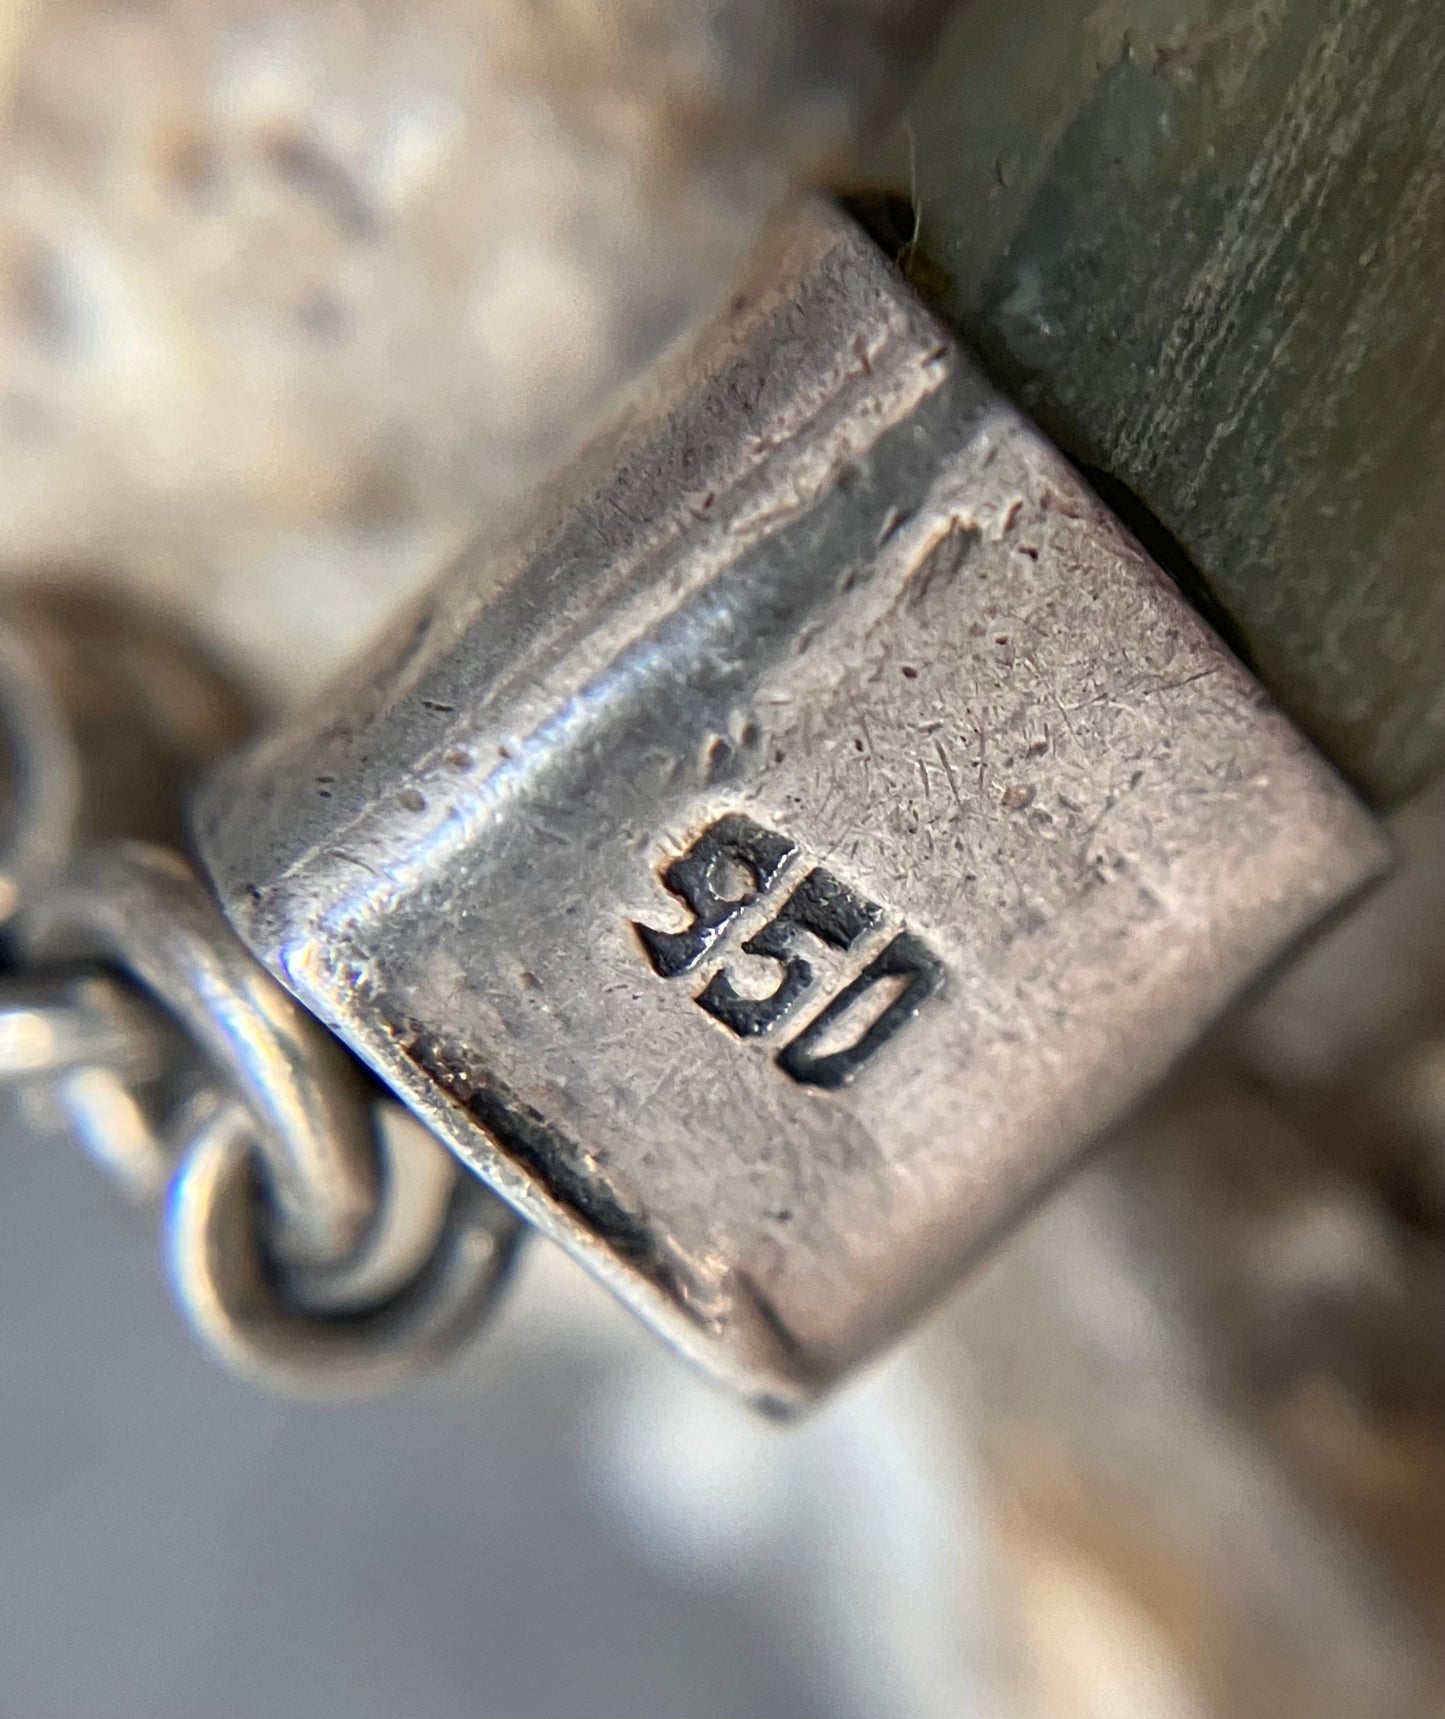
194;204;1389;1407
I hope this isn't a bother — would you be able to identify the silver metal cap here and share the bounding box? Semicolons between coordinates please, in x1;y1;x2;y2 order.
193;204;1388;1409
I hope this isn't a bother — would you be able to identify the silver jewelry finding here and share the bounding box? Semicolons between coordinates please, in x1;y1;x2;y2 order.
0;599;521;1398
193;203;1390;1410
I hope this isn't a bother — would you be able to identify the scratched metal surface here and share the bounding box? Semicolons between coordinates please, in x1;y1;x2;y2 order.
193;206;1386;1406
879;0;1445;803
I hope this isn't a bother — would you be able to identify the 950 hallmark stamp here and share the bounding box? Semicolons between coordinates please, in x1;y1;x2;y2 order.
634;814;945;1090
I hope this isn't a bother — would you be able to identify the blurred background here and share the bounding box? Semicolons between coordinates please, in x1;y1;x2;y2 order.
3;2;1445;1715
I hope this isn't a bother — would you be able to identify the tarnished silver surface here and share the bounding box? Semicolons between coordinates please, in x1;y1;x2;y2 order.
170;1095;522;1400
17;840;525;1396
0;600;522;1395
23;842;382;1271
195;204;1390;1407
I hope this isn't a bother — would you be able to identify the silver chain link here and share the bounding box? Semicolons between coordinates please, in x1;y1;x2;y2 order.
0;614;522;1397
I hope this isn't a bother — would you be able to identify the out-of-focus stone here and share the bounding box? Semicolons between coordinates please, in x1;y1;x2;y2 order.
0;0;940;692
879;0;1445;803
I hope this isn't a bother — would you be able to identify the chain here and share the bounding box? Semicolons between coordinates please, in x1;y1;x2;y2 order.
0;611;522;1398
